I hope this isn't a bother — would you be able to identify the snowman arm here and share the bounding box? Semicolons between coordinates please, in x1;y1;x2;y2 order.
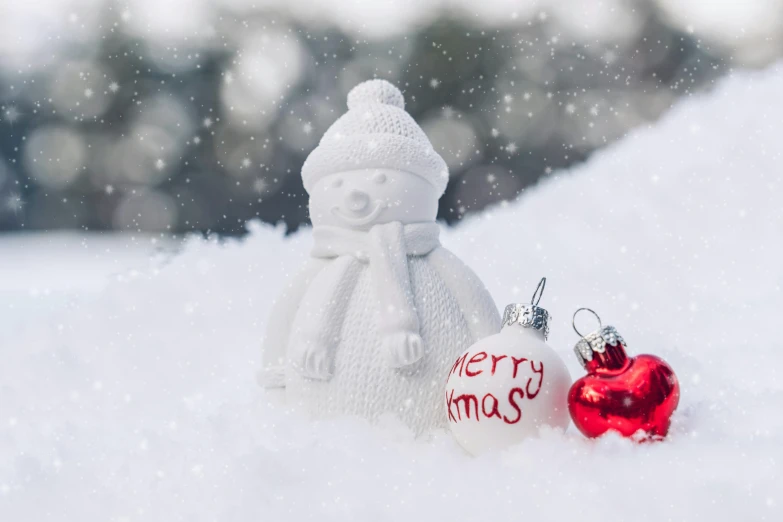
427;247;501;341
259;257;330;389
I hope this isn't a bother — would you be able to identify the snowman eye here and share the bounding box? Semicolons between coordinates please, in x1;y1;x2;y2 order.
373;172;387;185
331;178;343;188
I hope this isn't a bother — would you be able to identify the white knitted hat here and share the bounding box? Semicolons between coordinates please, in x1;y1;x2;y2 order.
301;79;449;196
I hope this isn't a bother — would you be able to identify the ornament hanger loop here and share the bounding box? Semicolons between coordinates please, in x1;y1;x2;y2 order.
531;277;546;307
572;307;602;338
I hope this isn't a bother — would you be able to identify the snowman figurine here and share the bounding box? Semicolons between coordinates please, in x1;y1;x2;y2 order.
259;79;500;434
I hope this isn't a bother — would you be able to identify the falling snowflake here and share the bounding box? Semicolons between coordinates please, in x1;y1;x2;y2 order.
303;122;313;135
155;159;166;171
442;106;455;119
108;82;120;93
505;142;518;154
3;106;20;124
84;88;94;99
105;185;115;195
4;193;24;214
252;178;268;193
224;72;234;85
491;128;500;138
121;9;131;21
486;173;497;183
503;94;513;104
193;136;201;145
203;118;213;128
589;106;599;116
523;92;531;101
241;157;251;168
565;103;576;115
429;78;440;89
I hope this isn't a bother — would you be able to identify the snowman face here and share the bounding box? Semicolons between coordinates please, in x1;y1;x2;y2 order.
309;169;439;229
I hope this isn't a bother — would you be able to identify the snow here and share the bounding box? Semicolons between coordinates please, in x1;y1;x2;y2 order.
1;233;178;322
2;64;782;520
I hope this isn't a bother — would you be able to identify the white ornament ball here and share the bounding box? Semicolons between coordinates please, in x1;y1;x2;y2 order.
445;304;571;455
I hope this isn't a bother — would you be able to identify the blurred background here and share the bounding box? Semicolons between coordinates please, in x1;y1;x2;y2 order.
1;0;781;235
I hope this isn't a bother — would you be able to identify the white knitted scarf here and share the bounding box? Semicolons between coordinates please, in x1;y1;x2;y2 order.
299;222;441;378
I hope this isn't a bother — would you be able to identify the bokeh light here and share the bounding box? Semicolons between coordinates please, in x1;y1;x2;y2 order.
24;126;87;190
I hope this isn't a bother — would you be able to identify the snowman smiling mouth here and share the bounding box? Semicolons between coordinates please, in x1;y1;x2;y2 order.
331;201;385;226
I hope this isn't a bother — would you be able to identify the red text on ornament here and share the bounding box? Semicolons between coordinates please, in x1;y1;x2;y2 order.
445;357;545;424
465;352;487;377
449;351;545;385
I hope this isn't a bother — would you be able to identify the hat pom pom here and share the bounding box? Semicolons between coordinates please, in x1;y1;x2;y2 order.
347;79;405;110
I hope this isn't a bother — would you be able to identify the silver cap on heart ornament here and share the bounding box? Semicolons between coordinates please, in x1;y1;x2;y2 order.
571;308;627;369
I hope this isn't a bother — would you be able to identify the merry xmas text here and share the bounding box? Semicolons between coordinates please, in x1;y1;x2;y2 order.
446;351;544;424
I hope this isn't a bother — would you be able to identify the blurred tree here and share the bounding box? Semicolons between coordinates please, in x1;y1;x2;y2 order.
0;1;750;235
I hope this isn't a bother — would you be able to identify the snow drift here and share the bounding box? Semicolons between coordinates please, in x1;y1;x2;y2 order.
2;64;782;521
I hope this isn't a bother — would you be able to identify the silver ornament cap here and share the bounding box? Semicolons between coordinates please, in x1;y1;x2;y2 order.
571;308;627;369
501;277;550;340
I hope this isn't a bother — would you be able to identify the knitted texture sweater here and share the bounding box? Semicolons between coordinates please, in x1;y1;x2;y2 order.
285;249;499;435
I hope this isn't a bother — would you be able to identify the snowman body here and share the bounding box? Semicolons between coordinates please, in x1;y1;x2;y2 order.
446;316;571;454
285;252;478;433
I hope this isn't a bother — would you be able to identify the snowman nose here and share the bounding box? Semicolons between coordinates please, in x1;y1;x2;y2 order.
344;189;370;212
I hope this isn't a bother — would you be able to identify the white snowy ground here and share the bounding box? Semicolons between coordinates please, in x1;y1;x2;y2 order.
2;65;782;521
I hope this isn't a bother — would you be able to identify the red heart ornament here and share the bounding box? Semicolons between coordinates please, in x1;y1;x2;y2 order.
568;325;680;439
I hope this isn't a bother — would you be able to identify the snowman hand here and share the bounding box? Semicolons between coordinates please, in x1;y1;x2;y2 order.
291;341;333;380
385;331;424;368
